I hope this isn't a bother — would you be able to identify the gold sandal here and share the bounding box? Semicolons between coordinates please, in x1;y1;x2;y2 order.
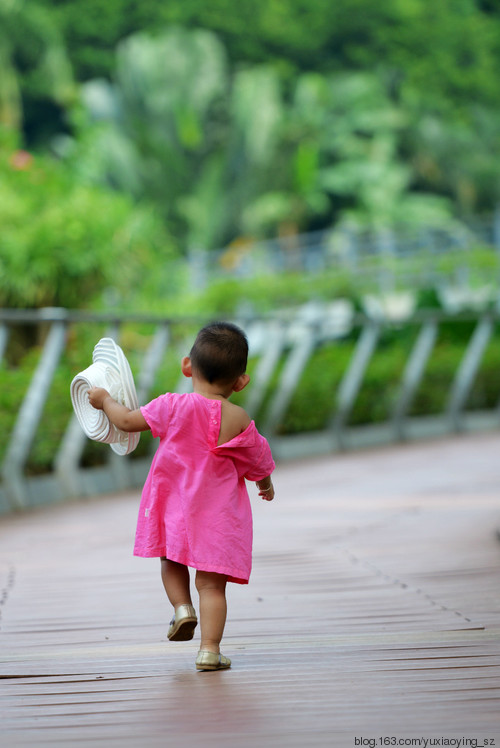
195;650;231;671
167;604;198;641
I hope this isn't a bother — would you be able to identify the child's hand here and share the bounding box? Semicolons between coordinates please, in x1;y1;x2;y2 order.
257;480;275;501
88;387;111;410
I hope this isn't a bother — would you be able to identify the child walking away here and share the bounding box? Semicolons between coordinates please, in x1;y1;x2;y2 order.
88;322;275;671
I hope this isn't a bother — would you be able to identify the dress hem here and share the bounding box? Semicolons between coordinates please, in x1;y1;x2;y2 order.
133;547;250;585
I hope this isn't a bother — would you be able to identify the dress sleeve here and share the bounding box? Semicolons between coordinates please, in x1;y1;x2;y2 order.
243;431;276;481
212;421;276;481
140;393;172;439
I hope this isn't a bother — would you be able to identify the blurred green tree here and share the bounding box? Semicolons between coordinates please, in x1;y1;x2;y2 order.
0;0;76;145
71;28;229;247
34;0;500;118
241;73;331;236
405;101;500;216
69;29;291;249
69;28;469;248
318;73;454;230
5;2;499;265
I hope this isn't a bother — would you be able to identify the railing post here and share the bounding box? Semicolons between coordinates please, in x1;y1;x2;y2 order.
329;320;380;449
262;321;317;437
243;321;286;420
135;324;170;404
447;316;493;431
0;322;9;365
392;318;438;440
493;203;500;251
2;314;67;509
54;416;89;499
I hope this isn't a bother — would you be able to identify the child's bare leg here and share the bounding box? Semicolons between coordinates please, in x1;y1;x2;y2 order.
160;557;192;609
195;570;227;654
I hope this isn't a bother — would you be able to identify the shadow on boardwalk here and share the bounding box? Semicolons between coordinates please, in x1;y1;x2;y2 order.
1;433;500;747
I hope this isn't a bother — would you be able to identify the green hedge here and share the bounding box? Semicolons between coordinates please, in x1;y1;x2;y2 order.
269;320;500;435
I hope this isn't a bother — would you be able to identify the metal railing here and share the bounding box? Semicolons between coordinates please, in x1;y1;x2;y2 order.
1;305;500;514
189;214;500;289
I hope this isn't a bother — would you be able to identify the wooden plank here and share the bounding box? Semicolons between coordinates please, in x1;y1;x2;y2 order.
1;432;500;746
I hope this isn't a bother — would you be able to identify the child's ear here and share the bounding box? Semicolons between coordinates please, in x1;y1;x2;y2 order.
233;373;250;392
181;356;193;378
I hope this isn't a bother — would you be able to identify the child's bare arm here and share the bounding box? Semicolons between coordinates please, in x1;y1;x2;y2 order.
88;387;150;433
256;476;275;501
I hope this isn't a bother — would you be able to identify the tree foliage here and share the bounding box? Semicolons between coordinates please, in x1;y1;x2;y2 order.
34;0;500;114
2;1;500;309
0;130;174;309
69;30;462;249
0;0;75;144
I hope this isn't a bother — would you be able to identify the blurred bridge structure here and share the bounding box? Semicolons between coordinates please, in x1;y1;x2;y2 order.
189;213;500;290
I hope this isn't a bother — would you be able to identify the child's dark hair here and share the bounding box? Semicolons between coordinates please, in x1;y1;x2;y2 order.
190;322;248;385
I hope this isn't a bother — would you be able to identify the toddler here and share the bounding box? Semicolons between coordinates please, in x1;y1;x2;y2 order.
88;321;275;671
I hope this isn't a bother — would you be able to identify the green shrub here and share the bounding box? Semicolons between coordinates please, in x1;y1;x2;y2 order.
168;271;364;317
0;137;176;310
278;343;353;434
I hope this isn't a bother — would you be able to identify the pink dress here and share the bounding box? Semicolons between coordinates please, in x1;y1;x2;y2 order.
133;392;275;584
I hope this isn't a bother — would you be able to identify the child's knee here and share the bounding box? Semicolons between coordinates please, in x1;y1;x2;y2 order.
195;570;227;593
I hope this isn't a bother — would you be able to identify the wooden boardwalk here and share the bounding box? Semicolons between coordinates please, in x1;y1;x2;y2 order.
1;432;500;747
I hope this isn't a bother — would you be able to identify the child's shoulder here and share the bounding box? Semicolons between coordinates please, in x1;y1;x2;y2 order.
222;399;251;426
219;400;251;444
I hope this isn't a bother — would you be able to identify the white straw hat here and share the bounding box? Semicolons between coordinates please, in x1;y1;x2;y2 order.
70;338;140;456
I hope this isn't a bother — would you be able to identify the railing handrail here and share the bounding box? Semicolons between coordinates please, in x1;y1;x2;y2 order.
2;306;500;325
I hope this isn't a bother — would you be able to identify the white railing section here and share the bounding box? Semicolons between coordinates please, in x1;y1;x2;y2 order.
1;306;499;513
